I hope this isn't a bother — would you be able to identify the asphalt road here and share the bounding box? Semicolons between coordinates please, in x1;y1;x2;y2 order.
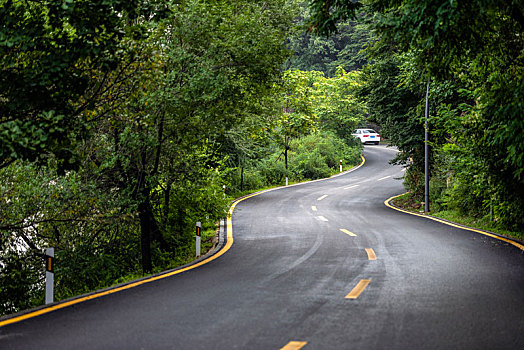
2;145;524;349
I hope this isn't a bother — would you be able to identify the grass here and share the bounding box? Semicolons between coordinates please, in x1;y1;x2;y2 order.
392;193;524;242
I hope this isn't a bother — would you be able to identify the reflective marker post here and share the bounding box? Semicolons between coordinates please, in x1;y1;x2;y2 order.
45;247;54;304
196;222;201;257
340;159;343;173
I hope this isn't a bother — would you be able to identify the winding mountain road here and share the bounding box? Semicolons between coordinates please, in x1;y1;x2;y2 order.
2;145;523;349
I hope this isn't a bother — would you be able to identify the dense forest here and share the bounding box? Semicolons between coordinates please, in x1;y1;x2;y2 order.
1;0;523;316
307;0;524;234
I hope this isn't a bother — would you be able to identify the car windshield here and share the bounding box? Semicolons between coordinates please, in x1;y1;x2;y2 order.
363;130;377;134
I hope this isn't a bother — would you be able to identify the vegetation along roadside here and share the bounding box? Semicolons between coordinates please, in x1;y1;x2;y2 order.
2;0;523;317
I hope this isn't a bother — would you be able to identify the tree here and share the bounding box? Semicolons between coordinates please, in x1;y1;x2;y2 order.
311;66;364;143
285;1;373;76
308;0;524;229
79;0;296;273
277;69;319;183
0;0;147;171
1;0;297;315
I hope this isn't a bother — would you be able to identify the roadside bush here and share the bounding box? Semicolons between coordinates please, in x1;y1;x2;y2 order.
290;149;331;180
257;153;288;185
290;131;361;177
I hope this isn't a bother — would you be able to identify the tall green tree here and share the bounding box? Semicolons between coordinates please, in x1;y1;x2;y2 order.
277;69;319;180
312;66;364;143
0;0;148;171
1;0;296;316
286;1;372;76
308;0;524;228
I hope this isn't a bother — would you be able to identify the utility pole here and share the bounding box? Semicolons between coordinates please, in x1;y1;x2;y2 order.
424;78;430;213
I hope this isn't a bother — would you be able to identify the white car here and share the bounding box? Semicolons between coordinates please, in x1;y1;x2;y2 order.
352;129;381;145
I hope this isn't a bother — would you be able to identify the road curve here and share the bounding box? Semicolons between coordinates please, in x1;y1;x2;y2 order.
1;145;523;349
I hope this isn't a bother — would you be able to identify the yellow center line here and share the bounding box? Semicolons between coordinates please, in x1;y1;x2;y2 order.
365;248;377;260
339;228;356;237
317;194;328;201
344;184;359;190
317;216;328;222
345;279;371;299
281;341;308;350
311;206;317;211
377;175;391;181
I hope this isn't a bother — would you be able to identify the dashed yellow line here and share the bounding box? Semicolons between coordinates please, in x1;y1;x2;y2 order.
339;228;356;237
345;279;371;299
281;341;308;350
317;194;328;201
365;248;377;260
311;206;317;211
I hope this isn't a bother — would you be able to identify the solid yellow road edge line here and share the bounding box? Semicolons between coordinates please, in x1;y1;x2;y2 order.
0;193;258;328
345;279;371;299
365;248;377;260
384;193;524;252
1;155;368;328
339;228;357;237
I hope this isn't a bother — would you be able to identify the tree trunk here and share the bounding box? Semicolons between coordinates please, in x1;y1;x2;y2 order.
240;166;244;192
138;199;152;274
138;187;168;274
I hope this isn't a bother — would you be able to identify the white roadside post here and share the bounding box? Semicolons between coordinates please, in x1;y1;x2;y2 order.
340;159;343;173
196;222;201;257
45;247;54;304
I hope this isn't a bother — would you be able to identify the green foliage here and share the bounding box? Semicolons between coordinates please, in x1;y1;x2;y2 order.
291;131;361;177
286;2;373;76
0;0;143;170
236;131;362;190
0;0;372;318
357;54;425;196
0;252;43;315
308;0;524;230
257;153;289;186
307;0;361;35
0;159;140;312
0;0;297;316
312;67;365;143
290;132;353;180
